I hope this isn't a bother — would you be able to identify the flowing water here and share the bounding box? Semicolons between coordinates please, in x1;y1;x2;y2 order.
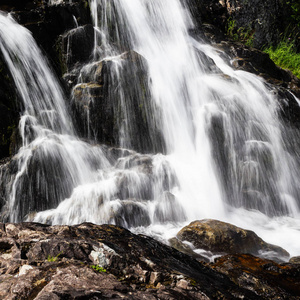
1;1;300;259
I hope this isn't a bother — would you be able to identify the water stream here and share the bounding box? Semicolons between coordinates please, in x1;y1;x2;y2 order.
1;1;300;259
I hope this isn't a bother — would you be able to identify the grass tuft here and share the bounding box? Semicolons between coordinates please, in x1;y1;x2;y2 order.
264;39;300;78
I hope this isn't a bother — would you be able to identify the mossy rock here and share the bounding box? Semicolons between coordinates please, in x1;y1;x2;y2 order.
177;219;289;261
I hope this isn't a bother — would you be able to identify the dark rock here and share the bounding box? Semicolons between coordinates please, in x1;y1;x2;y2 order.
0;56;19;159
59;24;94;73
0;222;273;299
213;41;300;131
169;237;209;263
213;254;300;299
0;0;42;12
225;0;287;49
190;0;287;49
186;0;227;31
9;0;92;78
177;219;290;262
110;200;151;228
0;222;298;299
290;256;300;264
72;51;166;153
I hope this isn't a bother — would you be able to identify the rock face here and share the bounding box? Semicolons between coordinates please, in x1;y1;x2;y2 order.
0;222;299;299
0;56;19;159
59;23;94;73
213;254;300;299
190;0;289;49
176;219;290;262
72;51;166;154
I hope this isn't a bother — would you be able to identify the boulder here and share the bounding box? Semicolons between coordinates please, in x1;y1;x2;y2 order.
72;51;166;154
290;256;300;264
177;219;290;262
110;200;151;228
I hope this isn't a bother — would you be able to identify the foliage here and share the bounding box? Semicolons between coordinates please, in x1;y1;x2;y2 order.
90;265;107;273
287;0;300;23
226;18;254;47
47;251;63;262
264;39;300;78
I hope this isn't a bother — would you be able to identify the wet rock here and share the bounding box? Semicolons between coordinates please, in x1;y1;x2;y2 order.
59;24;94;73
177;219;290;262
168;237;209;262
213;254;300;299
110;200;151;228
0;57;19;159
154;192;186;223
290;256;300;264
8;0;92;78
186;0;227;31
214;41;300;131
0;222;271;299
71;51;165;153
190;0;288;50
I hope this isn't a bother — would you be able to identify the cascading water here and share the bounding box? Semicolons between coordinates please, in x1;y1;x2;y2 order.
1;0;300;259
0;12;110;222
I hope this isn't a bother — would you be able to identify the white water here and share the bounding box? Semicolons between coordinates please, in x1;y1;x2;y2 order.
1;1;300;259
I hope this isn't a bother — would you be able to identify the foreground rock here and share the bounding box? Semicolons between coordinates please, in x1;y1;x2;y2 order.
176;219;289;262
213;254;300;299
0;222;299;299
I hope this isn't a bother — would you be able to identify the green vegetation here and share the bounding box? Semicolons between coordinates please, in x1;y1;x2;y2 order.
90;265;107;273
226;18;254;47
287;0;300;23
47;251;63;262
264;39;300;78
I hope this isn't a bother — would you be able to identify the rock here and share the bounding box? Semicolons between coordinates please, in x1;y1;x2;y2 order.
59;24;94;73
0;222;298;299
0;222;276;299
154;192;186;223
177;219;290;262
8;0;92;78
0;57;19;159
213;254;300;299
290;256;300;264
110;200;151;228
168;237;210;263
213;41;300;132
190;0;289;50
71;50;166;153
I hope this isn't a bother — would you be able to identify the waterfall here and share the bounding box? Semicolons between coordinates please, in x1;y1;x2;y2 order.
0;1;300;258
0;12;110;222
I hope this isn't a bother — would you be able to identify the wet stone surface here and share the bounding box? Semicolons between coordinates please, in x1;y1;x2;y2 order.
0;222;299;299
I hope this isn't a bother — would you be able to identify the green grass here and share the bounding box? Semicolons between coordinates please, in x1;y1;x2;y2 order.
47;251;62;262
264;40;300;78
90;265;107;273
